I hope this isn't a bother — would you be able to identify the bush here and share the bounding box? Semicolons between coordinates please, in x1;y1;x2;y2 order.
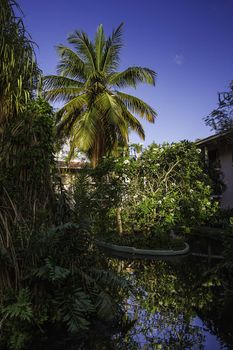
76;142;218;236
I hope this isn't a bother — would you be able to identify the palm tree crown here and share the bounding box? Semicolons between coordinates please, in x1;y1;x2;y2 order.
43;23;157;167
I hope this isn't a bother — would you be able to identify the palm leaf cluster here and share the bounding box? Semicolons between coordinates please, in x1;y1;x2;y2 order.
44;23;157;166
0;0;40;130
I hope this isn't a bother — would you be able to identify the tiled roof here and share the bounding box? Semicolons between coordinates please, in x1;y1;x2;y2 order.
57;160;87;170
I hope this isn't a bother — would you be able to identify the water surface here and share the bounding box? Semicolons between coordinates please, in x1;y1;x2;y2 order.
107;254;233;349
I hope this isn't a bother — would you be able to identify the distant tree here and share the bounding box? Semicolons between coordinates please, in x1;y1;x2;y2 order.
43;24;157;167
204;81;233;133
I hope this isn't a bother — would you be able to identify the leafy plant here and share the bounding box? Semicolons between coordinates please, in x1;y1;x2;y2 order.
0;223;131;349
0;0;40;129
77;142;218;237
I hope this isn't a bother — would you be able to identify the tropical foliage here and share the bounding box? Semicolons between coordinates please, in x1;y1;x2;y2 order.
43;24;157;166
0;98;56;222
0;2;132;349
2;1;232;349
74;142;218;239
0;223;130;349
0;98;130;349
0;0;40;130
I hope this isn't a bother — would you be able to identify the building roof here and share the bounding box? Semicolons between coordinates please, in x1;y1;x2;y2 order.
57;160;88;171
195;130;233;147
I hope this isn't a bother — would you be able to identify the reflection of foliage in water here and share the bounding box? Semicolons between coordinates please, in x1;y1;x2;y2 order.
107;256;231;350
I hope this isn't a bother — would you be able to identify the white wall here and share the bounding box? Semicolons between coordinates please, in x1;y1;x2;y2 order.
219;144;233;208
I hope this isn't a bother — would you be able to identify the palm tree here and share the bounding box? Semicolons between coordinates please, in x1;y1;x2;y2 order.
43;23;157;167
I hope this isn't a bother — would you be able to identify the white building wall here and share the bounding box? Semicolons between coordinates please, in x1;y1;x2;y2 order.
219;145;233;208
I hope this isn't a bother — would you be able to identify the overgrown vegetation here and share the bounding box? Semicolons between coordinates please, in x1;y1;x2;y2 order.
1;1;233;348
0;0;40;128
0;2;131;349
0;222;130;349
74;142;218;247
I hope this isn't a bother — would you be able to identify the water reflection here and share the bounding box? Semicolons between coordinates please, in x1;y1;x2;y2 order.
31;255;233;349
109;256;233;349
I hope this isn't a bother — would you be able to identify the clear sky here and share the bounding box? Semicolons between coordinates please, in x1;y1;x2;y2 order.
19;0;233;145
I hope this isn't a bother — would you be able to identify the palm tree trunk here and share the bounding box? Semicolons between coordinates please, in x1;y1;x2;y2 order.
91;140;99;168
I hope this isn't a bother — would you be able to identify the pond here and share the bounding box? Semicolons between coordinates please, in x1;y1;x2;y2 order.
91;253;233;350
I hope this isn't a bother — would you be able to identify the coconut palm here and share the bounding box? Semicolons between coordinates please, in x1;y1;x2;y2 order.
43;23;157;167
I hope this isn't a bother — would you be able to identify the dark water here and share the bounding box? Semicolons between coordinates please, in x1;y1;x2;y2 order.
30;246;233;349
104;254;233;350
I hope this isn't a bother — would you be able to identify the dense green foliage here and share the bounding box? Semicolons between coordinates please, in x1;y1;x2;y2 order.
43;24;157;166
0;2;131;349
75;142;218;241
1;2;233;349
0;98;56;222
0;0;40;129
0;98;130;348
0;223;130;349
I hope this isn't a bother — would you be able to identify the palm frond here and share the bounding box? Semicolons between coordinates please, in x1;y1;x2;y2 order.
68;31;96;71
71;110;97;152
94;24;105;71
56;109;82;137
44;86;84;103
116;91;157;123
103;93;129;145
109;66;156;88
55;93;87;122
119;104;145;139
56;45;87;80
91;92;129;149
43;75;84;90
102;22;124;73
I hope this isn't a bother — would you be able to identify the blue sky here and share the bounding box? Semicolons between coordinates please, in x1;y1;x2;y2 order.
20;0;233;145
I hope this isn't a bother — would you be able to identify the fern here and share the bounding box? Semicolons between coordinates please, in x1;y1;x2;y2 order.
8;331;30;350
32;258;70;282
2;288;33;322
89;268;131;292
78;268;131;323
58;288;95;333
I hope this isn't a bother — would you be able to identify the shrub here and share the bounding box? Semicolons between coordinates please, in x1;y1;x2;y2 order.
78;142;218;236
